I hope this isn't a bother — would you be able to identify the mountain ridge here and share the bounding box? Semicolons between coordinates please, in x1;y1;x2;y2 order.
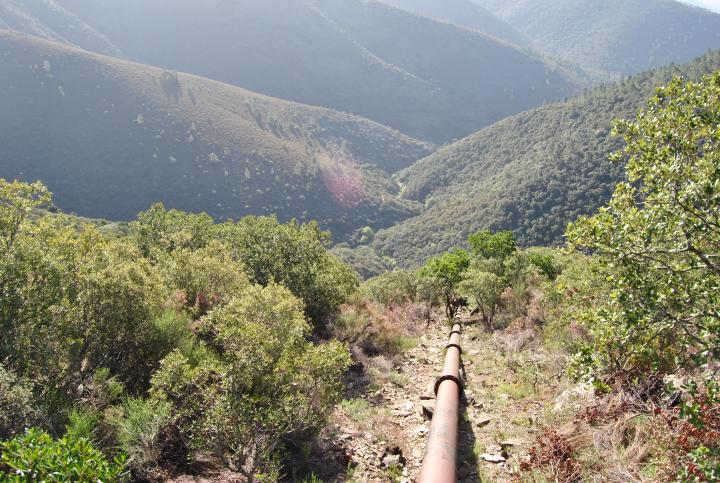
0;29;432;240
370;49;720;266
472;0;720;76
48;0;578;143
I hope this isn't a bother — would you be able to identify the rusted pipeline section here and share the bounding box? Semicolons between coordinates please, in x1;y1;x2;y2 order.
419;319;464;483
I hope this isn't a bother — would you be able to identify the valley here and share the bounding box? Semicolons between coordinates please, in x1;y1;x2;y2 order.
0;1;719;481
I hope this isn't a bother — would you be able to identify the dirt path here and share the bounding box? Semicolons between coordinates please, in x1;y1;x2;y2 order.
320;308;568;482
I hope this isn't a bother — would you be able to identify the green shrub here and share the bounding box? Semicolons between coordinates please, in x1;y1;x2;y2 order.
151;311;194;356
419;249;470;318
133;205;359;330
217;216;359;329
527;253;560;280
151;284;351;478
360;269;418;306
64;409;99;442
567;73;720;381
458;270;505;327
114;398;172;476
0;428;127;482
0;364;44;440
542;255;609;354
157;241;249;317
130;203;214;259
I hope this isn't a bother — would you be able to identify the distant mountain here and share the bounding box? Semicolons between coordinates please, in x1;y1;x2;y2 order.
48;0;577;143
0;0;119;56
377;0;528;46
0;30;433;240
372;50;720;266
473;0;720;76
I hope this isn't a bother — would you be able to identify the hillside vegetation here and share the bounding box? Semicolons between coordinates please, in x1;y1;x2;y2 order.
377;0;528;46
51;0;577;143
0;30;433;240
372;50;720;266
0;179;358;480
473;0;720;76
0;0;119;56
1;63;719;483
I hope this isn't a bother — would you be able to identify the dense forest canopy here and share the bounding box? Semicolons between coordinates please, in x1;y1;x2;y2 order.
370;49;720;267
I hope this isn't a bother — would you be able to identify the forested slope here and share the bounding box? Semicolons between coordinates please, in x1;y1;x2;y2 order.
473;0;720;76
51;0;577;143
0;30;432;240
372;50;720;265
377;0;528;46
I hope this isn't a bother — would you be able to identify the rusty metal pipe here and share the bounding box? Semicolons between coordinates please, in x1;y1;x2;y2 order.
419;320;463;483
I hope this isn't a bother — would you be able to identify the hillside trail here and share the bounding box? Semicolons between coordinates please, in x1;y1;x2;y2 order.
322;310;545;482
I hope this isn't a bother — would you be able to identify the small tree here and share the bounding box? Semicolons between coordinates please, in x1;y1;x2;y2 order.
419;249;470;318
468;230;517;261
217;216;359;330
131;203;214;258
567;72;720;380
459;270;505;327
0;178;50;250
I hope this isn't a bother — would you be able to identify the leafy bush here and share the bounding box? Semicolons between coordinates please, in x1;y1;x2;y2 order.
418;249;470;318
676;381;720;482
132;205;359;330
542;254;609;354
468;230;517;261
151;284;351;478
528;253;560;281
114;398;172;476
458;270;505;326
655;380;720;482
360;270;419;306
64;409;99;442
157;241;249;318
567;72;720;381
0;428;127;482
1;201;164;415
217;216;359;329
131;203;214;259
150;311;195;359
0;364;44;440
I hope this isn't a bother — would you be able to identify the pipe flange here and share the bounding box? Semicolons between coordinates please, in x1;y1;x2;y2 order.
434;374;464;396
449;330;462;337
445;343;462;354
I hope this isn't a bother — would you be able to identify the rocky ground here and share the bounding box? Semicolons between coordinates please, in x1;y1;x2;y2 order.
318;309;577;482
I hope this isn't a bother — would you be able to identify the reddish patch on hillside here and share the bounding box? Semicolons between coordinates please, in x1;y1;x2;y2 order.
320;159;365;208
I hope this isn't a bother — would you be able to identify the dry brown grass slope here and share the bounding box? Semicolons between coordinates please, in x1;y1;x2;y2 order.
0;30;433;240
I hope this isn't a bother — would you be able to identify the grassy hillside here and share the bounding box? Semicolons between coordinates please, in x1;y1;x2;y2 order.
51;0;577;143
0;0;119;56
377;0;528;46
473;0;720;76
0;30;433;240
371;49;720;266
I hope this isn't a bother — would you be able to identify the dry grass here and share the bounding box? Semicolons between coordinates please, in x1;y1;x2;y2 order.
333;299;426;360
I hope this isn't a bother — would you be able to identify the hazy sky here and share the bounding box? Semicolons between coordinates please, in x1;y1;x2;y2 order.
681;0;720;12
